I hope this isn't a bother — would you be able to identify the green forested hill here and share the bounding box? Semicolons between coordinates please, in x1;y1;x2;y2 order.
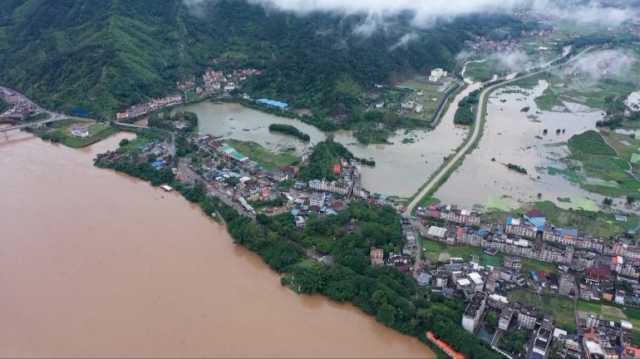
0;0;530;119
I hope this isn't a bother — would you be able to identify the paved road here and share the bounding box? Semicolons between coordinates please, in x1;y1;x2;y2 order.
406;48;592;214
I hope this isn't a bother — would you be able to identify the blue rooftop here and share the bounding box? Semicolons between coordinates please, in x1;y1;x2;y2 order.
256;98;289;110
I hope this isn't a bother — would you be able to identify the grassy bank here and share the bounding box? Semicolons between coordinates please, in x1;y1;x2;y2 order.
37;119;118;148
227;140;299;171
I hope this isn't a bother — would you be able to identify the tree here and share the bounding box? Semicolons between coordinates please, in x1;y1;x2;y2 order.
485;311;498;332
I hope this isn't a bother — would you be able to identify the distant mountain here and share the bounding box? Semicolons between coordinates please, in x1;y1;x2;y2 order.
0;0;530;119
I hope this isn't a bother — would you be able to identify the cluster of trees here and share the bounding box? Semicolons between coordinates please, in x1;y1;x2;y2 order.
298;139;354;181
596;95;640;129
268;124;310;142
454;89;481;125
228;201;500;358
349;111;423;144
95;156;175;187
0;98;9;113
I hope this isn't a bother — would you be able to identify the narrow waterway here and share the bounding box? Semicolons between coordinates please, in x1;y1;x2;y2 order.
0;130;434;358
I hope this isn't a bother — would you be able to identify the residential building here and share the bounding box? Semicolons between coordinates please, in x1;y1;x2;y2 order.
462;293;486;334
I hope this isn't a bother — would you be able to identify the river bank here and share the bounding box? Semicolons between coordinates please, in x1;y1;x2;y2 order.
0;130;434;358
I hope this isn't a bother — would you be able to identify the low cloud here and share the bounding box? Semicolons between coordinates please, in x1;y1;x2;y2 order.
565;49;637;82
185;0;639;33
388;32;419;51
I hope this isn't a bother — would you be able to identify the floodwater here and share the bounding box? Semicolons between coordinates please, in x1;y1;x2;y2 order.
184;87;481;197
333;84;480;197
181;101;326;155
435;80;607;210
0;130;434;358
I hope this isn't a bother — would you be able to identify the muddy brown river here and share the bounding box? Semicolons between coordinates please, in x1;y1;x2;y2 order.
0;131;433;358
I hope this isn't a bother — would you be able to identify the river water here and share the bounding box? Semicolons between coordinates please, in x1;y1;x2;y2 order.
0;130;433;358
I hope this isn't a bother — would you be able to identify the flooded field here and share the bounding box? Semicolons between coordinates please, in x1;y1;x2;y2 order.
436;80;606;210
180;101;326;155
183;86;480;197
0;130;434;357
334;84;480;197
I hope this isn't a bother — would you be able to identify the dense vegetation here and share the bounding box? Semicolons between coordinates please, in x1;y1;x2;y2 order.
568;130;616;157
454;89;481;125
268;124;310;142
596;95;640;129
0;97;9;113
298;139;354;181
0;0;530;122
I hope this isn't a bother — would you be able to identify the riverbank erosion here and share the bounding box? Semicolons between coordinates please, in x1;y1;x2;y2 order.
0;131;433;358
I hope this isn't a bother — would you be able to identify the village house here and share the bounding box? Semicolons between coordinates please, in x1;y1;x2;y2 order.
370;247;384;266
462;292;486;334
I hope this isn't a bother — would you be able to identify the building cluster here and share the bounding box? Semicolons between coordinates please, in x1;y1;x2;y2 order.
95;138;174;172
0;87;40;120
196;68;261;97
428;68;448;83
575;314;638;359
406;202;640;358
116;95;183;121
180;135;374;221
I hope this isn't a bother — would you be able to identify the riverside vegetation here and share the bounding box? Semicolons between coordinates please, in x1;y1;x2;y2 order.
94;134;501;358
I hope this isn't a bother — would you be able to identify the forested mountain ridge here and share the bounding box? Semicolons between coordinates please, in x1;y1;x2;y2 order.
0;0;531;119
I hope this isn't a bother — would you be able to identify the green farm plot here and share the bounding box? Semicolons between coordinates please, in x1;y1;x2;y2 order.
509;289;576;332
464;59;505;82
550;130;640;199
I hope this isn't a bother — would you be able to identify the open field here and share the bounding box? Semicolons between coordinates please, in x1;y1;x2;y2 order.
509;289;576;332
227;139;298;171
396;78;452;123
530;46;640;112
464;59;504;82
422;239;503;267
577;301;626;321
561;130;640;199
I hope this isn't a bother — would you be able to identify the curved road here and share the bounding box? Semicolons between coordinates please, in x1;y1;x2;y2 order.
406;47;592;214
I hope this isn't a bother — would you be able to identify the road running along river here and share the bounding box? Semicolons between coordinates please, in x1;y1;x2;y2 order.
0;130;434;358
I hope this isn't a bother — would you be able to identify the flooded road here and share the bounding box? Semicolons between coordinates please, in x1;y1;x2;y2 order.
0;131;434;358
435;80;606;210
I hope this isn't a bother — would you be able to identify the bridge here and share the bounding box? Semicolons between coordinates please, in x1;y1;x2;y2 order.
0;114;67;133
